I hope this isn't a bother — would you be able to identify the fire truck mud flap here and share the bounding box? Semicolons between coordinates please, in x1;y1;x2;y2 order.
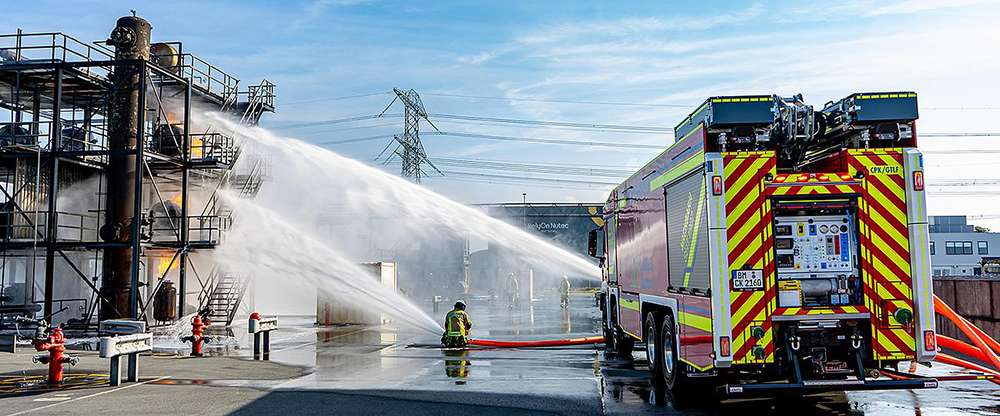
721;377;938;397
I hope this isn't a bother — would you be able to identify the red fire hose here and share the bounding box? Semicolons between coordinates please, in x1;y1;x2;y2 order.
468;336;604;348
466;334;712;348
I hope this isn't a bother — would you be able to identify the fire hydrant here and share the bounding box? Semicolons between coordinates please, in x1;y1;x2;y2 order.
180;314;211;356
31;323;79;384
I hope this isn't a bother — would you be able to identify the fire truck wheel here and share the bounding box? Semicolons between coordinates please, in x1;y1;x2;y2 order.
645;312;663;379
660;314;689;391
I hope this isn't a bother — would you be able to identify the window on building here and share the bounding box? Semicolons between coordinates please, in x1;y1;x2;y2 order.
930;241;935;255
979;241;989;255
946;241;974;255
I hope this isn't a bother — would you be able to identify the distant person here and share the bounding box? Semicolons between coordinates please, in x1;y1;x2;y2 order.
441;300;472;348
505;273;520;309
560;275;571;309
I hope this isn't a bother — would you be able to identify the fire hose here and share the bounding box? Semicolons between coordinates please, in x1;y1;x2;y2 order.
466;335;712;348
467;336;604;348
932;294;1000;386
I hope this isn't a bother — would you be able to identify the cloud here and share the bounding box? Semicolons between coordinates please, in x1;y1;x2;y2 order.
457;4;764;65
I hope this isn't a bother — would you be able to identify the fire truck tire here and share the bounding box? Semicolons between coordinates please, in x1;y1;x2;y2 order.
660;314;690;391
645;312;663;379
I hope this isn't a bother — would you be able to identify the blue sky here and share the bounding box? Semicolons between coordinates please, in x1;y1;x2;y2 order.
5;0;1000;225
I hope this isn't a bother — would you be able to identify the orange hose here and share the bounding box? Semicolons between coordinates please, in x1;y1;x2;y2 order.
937;334;991;363
960;314;1000;355
935;352;1000;386
933;295;1000;371
468;336;604;348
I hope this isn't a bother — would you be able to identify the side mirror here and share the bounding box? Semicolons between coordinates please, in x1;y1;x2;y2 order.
587;229;601;259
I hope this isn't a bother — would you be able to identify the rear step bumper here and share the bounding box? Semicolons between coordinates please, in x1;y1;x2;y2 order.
722;377;938;397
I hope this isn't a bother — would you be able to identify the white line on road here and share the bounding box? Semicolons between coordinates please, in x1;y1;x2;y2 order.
6;376;171;416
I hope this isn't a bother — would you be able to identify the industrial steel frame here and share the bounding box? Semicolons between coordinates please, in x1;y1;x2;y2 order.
0;28;273;329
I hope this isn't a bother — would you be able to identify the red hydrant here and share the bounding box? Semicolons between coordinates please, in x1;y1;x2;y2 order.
181;314;210;356
31;325;78;384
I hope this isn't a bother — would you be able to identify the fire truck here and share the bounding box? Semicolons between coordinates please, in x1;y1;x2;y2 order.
590;92;938;396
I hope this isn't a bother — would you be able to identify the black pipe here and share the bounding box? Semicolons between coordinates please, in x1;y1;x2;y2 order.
99;16;151;320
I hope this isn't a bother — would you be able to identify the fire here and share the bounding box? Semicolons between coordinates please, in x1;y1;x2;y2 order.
155;256;176;277
171;193;183;206
192;136;204;159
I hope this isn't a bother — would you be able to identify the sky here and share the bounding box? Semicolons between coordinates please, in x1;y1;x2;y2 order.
4;0;1000;227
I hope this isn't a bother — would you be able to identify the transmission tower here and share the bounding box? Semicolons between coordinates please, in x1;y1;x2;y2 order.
377;88;442;183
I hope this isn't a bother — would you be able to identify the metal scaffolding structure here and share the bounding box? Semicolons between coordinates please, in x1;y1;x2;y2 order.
0;16;274;330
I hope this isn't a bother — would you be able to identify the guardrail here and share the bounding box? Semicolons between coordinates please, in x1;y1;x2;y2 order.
248;313;277;360
99;319;151;386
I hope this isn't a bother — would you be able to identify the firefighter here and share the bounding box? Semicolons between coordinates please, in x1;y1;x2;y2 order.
441;300;472;348
559;275;571;309
505;273;520;309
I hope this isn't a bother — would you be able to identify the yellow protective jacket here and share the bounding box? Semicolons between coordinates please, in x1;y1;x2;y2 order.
444;309;472;337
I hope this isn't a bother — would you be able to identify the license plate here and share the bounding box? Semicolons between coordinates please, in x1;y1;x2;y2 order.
731;269;764;291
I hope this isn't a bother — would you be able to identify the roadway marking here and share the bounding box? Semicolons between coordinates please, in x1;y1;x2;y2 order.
7;376;171;416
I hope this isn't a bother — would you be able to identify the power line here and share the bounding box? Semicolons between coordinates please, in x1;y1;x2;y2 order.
430;175;613;191
428;157;634;177
422;92;691;108
317;134;395;145
427;113;673;133
922;133;1000;137
440;170;619;186
430;117;662;135
427;131;664;149
277;114;399;129
282;91;390;106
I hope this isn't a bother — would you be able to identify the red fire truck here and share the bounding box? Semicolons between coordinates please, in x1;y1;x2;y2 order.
590;92;938;396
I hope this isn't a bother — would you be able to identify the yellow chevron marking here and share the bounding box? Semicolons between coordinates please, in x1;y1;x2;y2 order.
868;226;911;273
724;158;767;206
836;184;856;193
866;203;908;245
731;291;765;327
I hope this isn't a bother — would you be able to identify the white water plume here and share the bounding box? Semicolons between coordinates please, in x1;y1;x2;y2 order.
206;113;600;333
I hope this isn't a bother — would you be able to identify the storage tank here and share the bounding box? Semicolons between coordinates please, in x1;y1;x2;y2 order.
316;262;397;325
153;281;178;321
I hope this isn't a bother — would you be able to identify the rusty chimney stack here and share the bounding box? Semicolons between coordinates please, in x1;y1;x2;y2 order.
99;15;151;320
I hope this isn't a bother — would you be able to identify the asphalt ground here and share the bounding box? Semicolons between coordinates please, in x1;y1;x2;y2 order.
0;294;998;415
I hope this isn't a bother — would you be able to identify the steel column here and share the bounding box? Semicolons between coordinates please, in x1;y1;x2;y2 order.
42;67;62;319
178;83;191;318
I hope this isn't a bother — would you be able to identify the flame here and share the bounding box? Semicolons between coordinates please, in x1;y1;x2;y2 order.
155;256;176;278
171;193;183;206
192;137;204;159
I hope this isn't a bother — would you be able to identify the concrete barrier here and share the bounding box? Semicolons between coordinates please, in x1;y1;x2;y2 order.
934;277;1000;342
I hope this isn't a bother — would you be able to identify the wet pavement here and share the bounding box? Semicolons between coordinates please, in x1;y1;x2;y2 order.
0;295;998;415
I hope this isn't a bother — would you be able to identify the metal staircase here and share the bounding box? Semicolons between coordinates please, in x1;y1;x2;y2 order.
199;269;249;326
192;81;273;326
